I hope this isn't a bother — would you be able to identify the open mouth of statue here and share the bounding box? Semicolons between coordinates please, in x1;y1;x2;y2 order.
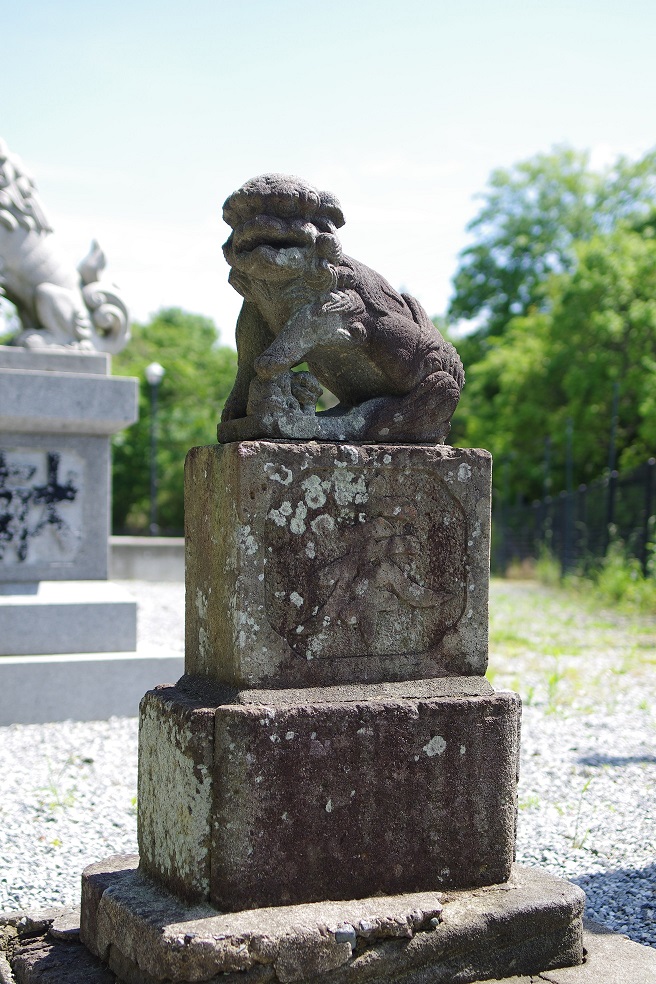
232;218;315;256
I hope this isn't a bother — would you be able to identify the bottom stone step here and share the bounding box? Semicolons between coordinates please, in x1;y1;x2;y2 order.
77;855;584;983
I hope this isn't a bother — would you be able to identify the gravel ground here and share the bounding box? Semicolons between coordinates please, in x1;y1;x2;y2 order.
0;578;654;950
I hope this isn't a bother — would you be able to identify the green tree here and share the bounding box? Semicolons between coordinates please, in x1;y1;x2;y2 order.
111;308;237;533
449;146;656;351
549;224;656;480
461;222;656;502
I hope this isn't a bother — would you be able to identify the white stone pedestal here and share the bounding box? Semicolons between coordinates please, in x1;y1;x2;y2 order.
0;345;138;661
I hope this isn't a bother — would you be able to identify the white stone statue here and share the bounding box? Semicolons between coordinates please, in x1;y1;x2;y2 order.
0;137;130;353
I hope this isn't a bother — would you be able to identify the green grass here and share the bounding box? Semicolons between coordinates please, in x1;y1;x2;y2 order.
488;577;656;713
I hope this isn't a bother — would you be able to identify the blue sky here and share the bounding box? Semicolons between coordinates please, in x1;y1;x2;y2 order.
4;0;656;344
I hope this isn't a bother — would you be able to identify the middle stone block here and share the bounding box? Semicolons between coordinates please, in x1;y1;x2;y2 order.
138;678;520;912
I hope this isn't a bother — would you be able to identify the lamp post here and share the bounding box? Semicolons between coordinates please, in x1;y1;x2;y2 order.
144;361;165;535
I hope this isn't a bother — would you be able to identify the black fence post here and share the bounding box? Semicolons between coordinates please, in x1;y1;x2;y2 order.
562;419;574;574
642;458;655;575
576;483;587;569
606;469;618;552
605;382;620;554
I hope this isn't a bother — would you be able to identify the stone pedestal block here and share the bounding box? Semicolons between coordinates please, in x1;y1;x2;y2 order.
138;677;520;911
79;855;584;984
0;346;136;436
0;346;138;658
185;441;491;688
0;347;137;583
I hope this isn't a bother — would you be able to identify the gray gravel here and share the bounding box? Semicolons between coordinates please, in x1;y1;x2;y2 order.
0;579;654;950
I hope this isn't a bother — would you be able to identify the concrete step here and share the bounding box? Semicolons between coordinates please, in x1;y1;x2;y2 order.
0;645;183;724
474;920;656;983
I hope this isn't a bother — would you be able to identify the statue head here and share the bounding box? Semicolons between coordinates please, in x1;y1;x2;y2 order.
222;174;345;297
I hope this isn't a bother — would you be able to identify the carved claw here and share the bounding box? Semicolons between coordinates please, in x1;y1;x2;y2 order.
321;290;354;311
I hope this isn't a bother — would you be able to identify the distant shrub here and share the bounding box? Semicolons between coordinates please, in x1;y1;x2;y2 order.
531;541;656;613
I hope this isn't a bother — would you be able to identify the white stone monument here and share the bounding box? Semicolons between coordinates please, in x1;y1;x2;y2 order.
0;345;138;658
0;138;182;723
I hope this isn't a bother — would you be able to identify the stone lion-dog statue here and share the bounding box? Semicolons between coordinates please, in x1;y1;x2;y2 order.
218;173;463;444
0;137;129;353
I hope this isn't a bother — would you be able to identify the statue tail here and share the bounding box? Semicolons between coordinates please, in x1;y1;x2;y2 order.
402;292;465;390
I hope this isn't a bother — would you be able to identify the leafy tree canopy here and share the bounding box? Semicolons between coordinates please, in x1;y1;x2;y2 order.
449;146;656;348
111;308;237;533
460;222;656;502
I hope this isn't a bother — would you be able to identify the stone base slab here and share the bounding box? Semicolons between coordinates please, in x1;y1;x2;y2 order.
0;580;137;655
77;855;584;983
137;678;520;910
110;536;185;581
8;917;656;984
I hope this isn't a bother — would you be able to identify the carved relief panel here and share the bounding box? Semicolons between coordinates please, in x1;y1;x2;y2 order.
264;463;467;661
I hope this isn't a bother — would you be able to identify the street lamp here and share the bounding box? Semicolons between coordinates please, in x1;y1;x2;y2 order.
144;361;165;535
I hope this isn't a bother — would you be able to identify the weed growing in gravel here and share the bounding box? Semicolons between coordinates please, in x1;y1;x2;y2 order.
545;662;565;713
38;757;77;810
569;777;593;849
534;549;562;587
36;754;94;812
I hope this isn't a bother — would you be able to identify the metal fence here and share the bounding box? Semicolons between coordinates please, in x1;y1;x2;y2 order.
492;458;656;576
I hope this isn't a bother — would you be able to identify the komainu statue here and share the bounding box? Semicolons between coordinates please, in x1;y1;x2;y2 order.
0;138;130;353
218;173;463;444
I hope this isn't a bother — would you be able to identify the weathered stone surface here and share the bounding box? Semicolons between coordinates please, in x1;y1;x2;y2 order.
135;679;519;909
10;936;118;983
16;911;656;983
236;673;496;706
79;855;139;963
137;687;217;903
471;921;656;983
48;908;80;941
78;858;583;983
213;688;519;909
185;441;491;688
537;920;656;983
218;174;464;445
